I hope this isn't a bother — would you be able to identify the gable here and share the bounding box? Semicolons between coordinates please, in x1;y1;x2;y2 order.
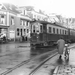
0;4;6;10
1;6;6;10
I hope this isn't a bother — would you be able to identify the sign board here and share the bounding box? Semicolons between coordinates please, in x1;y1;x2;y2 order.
9;30;15;39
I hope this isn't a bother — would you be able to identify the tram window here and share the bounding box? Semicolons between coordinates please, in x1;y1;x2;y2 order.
53;28;55;34
65;30;66;35
60;29;61;34
40;25;43;33
61;30;62;34
33;25;36;33
57;29;58;34
66;31;68;35
49;27;51;33
63;30;64;35
24;29;26;34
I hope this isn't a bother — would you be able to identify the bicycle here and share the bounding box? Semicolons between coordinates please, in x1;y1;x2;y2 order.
64;44;70;61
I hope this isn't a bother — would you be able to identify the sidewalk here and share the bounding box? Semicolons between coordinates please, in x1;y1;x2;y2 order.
32;44;75;75
53;48;75;75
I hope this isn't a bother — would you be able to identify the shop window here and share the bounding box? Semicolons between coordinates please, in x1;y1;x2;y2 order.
1;15;5;24
21;29;22;36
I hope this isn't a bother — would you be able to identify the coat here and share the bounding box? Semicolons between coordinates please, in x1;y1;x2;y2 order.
57;39;65;54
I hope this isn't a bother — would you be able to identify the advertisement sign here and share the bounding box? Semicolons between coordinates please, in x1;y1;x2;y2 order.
9;30;15;39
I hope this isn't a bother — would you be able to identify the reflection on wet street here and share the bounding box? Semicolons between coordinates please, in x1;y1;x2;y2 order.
30;46;56;57
0;43;56;73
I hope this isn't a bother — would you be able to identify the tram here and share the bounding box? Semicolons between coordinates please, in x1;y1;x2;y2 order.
30;20;75;48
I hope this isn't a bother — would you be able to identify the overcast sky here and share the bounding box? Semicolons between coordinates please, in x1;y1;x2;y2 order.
0;0;75;18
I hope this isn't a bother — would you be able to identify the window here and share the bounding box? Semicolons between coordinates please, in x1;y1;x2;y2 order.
11;17;14;25
60;29;61;34
33;25;36;33
63;30;64;35
24;29;26;34
23;21;27;26
28;22;30;26
21;29;22;36
61;30;62;34
53;28;55;33
23;21;25;25
34;15;36;18
26;21;28;26
24;10;25;15
49;27;51;33
27;29;29;33
40;25;43;33
17;28;19;36
20;20;23;25
57;29;58;34
1;15;5;24
65;30;66;35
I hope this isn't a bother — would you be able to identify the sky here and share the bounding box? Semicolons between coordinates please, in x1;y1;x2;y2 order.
0;0;75;18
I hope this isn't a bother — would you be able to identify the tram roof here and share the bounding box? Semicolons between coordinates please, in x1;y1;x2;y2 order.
31;20;68;29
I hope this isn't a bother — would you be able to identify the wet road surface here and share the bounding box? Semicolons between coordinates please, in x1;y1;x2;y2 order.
0;42;57;74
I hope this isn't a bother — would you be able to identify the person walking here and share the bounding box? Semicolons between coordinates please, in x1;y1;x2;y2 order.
57;36;65;59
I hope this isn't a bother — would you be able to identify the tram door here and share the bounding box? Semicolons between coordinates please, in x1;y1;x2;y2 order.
31;24;37;42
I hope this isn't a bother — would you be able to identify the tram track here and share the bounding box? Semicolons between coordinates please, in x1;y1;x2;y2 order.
0;49;57;75
29;52;58;75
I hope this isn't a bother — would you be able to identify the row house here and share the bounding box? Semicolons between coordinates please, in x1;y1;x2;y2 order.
16;14;31;41
19;6;48;21
0;3;31;41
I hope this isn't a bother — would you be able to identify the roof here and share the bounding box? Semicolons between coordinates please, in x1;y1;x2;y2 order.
2;3;20;14
31;20;68;29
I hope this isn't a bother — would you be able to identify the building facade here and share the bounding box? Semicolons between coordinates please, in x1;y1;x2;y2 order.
0;3;31;42
19;6;49;21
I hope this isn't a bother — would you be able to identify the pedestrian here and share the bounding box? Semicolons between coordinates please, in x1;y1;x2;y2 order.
57;36;65;60
3;36;6;42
